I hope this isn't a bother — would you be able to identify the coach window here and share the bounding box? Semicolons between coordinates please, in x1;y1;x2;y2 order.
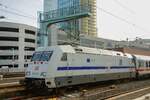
138;61;141;67
139;60;144;67
61;53;67;61
146;61;149;68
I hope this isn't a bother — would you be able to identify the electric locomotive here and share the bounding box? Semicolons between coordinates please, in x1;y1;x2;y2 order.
24;45;150;89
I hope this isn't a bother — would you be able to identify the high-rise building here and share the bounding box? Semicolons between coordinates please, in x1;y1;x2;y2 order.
43;0;97;37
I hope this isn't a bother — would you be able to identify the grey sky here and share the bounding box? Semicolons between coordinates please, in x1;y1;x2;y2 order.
0;0;149;40
0;0;43;26
97;0;150;40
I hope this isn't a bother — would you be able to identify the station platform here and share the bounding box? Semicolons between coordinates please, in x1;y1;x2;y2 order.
0;77;24;84
0;72;24;78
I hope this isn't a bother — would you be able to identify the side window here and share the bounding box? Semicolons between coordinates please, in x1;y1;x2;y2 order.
139;60;144;67
61;53;67;61
146;61;149;68
143;61;145;67
138;60;141;67
87;58;90;63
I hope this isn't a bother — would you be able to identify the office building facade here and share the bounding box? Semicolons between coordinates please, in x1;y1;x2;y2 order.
44;0;97;37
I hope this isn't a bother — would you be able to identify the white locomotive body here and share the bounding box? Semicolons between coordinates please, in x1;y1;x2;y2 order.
25;45;150;89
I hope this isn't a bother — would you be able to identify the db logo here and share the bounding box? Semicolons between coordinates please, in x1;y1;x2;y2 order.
35;66;39;70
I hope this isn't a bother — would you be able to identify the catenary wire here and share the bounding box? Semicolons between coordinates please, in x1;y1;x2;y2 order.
0;3;36;19
113;0;135;14
96;6;150;34
0;8;36;20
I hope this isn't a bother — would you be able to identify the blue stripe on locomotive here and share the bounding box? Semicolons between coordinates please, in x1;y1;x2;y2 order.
57;66;135;71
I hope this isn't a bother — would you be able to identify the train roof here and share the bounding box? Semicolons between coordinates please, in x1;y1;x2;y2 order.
59;45;133;58
134;55;150;61
36;45;76;53
36;45;135;58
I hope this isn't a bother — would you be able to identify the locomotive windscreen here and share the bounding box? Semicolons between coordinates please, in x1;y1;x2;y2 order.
40;51;53;61
31;51;53;61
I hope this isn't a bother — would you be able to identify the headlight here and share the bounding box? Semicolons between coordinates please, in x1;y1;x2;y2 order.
40;72;46;77
25;71;31;76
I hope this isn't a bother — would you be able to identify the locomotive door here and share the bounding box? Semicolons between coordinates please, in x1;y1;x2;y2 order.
66;53;73;84
131;55;138;78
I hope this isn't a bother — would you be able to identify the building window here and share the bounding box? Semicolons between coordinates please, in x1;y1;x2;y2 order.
24;47;35;51
0;55;18;60
0;46;18;50
25;29;35;35
0;27;19;32
58;0;79;8
24;55;32;59
24;64;28;67
58;0;80;35
25;38;35;43
0;37;18;41
0;64;18;68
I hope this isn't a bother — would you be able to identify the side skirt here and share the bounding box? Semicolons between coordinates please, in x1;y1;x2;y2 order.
55;72;136;87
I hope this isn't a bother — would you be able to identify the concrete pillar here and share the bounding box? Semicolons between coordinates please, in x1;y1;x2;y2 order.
48;25;58;46
18;26;25;69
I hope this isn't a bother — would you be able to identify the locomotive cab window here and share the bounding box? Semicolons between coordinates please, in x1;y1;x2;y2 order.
61;53;67;61
31;51;53;61
40;51;53;61
31;52;42;61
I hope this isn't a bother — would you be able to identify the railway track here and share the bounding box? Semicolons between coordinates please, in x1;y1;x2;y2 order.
107;86;150;100
0;82;25;99
0;82;58;100
1;79;150;100
59;79;150;100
